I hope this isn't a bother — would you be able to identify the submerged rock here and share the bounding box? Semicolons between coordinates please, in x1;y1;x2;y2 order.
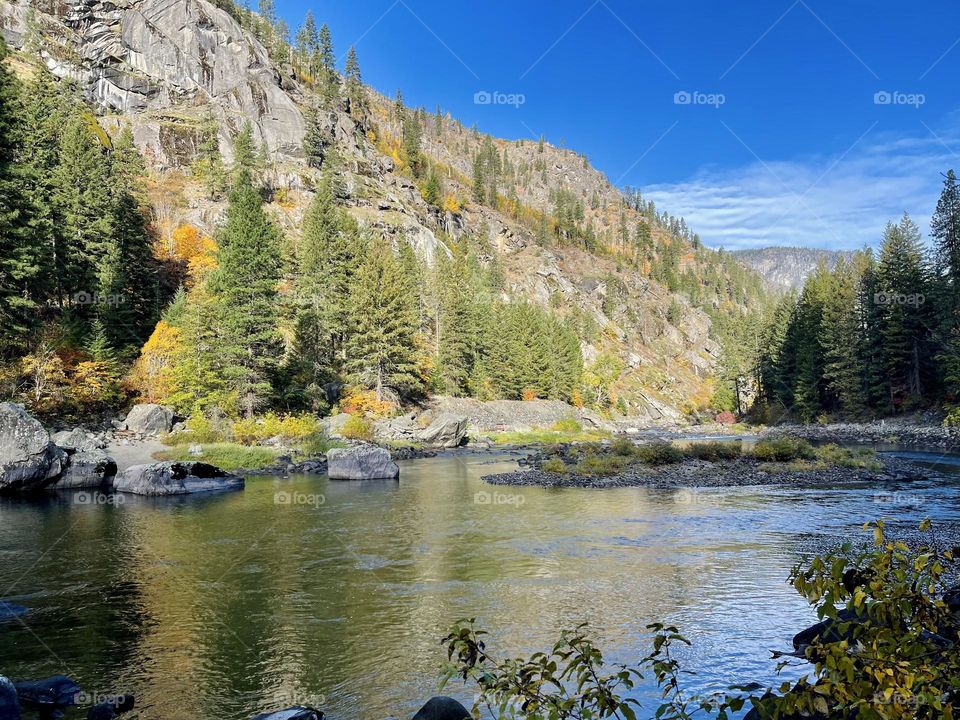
0;676;19;720
121;404;174;436
327;446;399;480
13;675;81;710
112;461;244;495
86;694;135;719
250;707;323;720
0;403;65;494
411;696;472;720
0;602;28;622
416;413;468;448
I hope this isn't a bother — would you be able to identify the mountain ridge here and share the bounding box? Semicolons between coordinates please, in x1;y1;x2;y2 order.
0;0;772;419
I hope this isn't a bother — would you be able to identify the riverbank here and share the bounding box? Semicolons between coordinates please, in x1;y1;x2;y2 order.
761;419;960;449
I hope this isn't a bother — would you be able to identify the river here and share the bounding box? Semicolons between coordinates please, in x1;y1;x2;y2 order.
1;447;959;719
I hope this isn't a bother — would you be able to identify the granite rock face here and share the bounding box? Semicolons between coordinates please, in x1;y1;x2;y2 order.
0;0;305;162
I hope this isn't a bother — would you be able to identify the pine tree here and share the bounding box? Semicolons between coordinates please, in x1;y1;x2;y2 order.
820;257;866;415
208;169;282;416
233;121;258;175
317;23;337;102
302;103;325;168
0;38;40;351
423;169;441;206
294;170;362;378
193;115;226;199
52;111;113;307
344;47;364;116
931;170;960;389
346;237;421;400
402;114;424;177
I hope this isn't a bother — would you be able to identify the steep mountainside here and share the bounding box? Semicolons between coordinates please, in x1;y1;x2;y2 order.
0;0;771;420
732;247;855;291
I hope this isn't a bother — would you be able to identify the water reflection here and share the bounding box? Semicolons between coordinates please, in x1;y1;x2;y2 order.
1;450;958;719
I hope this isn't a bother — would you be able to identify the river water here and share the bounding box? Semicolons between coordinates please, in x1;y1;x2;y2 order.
1;448;959;719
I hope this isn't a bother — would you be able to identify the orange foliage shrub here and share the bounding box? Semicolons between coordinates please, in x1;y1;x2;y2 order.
339;387;395;418
172;224;217;282
570;387;585;408
125;321;182;402
522;388;539;401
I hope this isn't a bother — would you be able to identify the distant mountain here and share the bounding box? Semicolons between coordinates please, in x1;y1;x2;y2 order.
732;247;855;290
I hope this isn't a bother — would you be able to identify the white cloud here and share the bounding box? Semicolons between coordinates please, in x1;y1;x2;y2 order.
643;121;960;250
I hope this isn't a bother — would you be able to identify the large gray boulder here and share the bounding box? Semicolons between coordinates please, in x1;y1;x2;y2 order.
0;675;19;720
0;403;65;494
411;696;471;720
49;449;117;490
327;446;399;480
12;675;81;711
113;461;244;495
416;413;468;448
121;404;174;435
51;428;105;453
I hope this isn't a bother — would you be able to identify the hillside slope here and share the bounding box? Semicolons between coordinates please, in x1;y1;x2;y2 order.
732;247;855;291
0;0;771;420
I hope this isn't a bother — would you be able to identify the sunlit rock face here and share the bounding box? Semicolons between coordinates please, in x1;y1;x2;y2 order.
0;0;305;160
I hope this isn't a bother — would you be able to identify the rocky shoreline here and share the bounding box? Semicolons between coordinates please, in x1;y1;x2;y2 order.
484;454;932;489
761;420;960;449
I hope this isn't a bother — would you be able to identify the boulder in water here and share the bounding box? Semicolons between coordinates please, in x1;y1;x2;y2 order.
250;707;323;720
112;461;244;495
416;414;468;448
326;446;399;480
121;404;174;435
50;449;117;490
0;602;28;622
0;403;65;494
0;676;19;720
13;675;81;710
411;696;471;720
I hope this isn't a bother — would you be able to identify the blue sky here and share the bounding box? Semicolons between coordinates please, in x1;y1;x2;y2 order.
272;0;960;250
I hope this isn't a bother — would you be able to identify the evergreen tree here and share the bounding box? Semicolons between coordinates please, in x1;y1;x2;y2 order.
193;115;227;199
0;38;39;351
233;121;258;175
931;170;960;388
294;171;361;371
302;103;325;168
346;237;421;400
402;113;424;177
317;23;337;101
52;111;113;306
423;169;441;206
208;169;282;416
344;47;364;116
820;256;866;415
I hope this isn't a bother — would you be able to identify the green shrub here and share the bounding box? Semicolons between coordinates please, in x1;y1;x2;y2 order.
610;437;640;457
751;435;814;462
574;452;631;476
297;432;343;456
163;411;225;445
541;458;568;474
814;443;882;471
341;414;374;441
634;441;685;465
550;416;583;433
154;443;277;470
686;441;742;461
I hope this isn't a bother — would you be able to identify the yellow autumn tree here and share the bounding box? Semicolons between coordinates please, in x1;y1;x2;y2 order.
125;321;183;402
168;223;218;283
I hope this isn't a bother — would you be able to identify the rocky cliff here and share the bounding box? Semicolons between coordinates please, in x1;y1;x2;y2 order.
732;246;854;291
0;0;764;421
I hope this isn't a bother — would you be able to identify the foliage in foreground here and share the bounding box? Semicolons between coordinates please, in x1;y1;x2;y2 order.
154;443;279;470
442;520;960;719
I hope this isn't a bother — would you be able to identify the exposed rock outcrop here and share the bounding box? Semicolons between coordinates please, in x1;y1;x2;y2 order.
113;461;244;495
327;446;399;480
50;449;117;490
